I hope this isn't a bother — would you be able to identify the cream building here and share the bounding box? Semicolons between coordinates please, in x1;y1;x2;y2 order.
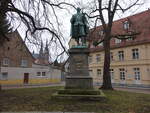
89;44;150;88
69;10;150;88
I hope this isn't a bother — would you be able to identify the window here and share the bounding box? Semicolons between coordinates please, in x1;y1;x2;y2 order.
110;52;113;61
119;68;125;80
37;72;46;77
97;69;101;76
127;37;133;41
3;58;10;66
89;70;93;76
110;69;114;79
118;51;124;61
123;21;130;30
115;39;122;44
88;55;92;63
134;68;140;80
2;72;8;80
99;30;104;36
96;54;101;62
132;49;139;59
42;72;46;76
37;72;41;76
21;59;28;67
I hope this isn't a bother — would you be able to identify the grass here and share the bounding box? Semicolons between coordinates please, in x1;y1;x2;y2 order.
0;86;150;113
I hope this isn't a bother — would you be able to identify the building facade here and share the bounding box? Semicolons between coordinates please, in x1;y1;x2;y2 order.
69;9;150;88
0;31;61;85
89;44;150;88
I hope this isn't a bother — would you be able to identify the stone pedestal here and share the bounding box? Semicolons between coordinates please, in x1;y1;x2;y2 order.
65;47;93;89
52;47;106;101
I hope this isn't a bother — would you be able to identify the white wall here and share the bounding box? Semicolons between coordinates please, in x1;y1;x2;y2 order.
0;64;61;80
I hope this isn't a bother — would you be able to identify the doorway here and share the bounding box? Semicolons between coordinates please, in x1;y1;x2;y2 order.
24;73;29;84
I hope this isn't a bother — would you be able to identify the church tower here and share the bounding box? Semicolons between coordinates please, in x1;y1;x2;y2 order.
44;40;49;62
38;41;44;60
35;40;50;65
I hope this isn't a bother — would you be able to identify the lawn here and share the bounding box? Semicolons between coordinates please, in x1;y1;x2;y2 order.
0;86;150;113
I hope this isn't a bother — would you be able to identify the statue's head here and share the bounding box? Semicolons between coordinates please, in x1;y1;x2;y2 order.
77;7;81;13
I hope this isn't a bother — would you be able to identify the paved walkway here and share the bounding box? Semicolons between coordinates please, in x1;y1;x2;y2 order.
1;83;150;94
114;87;150;94
1;82;65;90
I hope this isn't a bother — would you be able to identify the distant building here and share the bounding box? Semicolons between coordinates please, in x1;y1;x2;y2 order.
69;9;150;88
33;40;50;65
0;30;61;85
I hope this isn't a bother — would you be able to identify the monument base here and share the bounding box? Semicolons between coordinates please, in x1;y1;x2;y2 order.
65;47;93;90
65;76;93;89
52;89;106;101
52;47;106;101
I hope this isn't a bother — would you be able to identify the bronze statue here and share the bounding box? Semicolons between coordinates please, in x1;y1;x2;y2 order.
70;7;89;46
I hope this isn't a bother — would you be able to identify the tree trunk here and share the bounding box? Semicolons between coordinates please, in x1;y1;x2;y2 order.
100;35;113;90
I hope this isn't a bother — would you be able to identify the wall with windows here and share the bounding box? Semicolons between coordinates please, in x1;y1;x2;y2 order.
0;31;62;85
0;64;62;85
89;43;150;87
0;31;34;68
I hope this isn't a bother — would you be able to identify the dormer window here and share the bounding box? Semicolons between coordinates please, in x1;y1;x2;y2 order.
99;30;104;36
123;21;130;30
127;37;134;41
115;39;122;44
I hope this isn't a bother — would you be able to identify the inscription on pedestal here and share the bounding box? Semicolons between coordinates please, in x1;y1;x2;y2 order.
66;48;93;89
74;55;84;70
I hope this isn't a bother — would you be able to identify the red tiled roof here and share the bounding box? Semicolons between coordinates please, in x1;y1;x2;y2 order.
34;58;50;65
89;9;150;52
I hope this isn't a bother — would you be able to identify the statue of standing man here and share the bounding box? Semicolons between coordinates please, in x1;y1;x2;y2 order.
70;7;89;46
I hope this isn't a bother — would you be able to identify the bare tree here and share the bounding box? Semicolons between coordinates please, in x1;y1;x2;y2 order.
0;0;76;60
0;0;12;44
86;0;143;90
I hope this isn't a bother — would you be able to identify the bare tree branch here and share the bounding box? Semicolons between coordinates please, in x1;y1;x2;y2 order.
117;0;142;13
